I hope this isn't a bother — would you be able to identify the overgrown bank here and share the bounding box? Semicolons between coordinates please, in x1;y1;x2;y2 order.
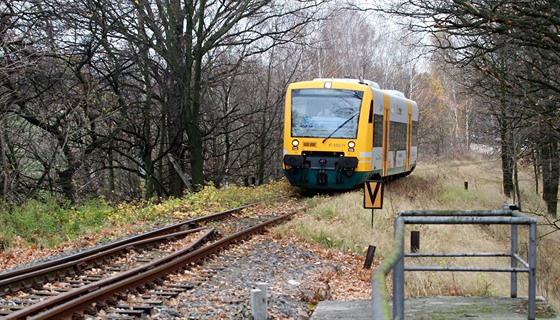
0;158;558;312
0;182;293;251
274;158;560;311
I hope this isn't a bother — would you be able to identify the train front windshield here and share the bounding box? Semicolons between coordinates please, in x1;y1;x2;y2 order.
290;88;363;139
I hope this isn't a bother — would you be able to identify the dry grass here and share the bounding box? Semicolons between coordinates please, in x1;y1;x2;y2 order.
273;157;560;310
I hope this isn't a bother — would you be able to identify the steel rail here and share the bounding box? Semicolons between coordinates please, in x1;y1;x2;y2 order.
4;228;216;320
0;204;253;282
6;209;299;320
0;227;206;293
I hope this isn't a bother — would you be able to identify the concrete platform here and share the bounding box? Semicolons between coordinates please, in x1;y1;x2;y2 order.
310;296;559;319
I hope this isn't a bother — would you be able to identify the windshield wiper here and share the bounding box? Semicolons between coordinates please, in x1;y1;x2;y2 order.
322;112;359;143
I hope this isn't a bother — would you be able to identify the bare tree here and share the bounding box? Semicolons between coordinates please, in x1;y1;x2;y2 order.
371;0;559;216
73;0;327;196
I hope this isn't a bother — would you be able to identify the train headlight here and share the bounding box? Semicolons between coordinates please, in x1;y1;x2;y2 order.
292;139;299;150
348;141;355;152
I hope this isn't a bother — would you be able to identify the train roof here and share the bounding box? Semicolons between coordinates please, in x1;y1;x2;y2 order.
302;78;413;103
312;78;381;89
382;89;406;98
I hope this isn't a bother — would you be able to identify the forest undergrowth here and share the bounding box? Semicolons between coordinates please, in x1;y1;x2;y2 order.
0;181;293;251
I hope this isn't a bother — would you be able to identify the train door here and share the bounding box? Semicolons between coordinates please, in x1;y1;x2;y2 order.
406;101;413;171
382;93;391;177
371;91;384;176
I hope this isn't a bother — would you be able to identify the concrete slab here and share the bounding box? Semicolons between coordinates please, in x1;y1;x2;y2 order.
310;296;559;320
311;300;373;320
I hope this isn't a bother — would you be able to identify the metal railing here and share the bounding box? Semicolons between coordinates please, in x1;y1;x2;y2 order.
371;208;537;320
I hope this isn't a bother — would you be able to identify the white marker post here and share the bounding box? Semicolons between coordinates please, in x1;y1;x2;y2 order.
251;282;267;320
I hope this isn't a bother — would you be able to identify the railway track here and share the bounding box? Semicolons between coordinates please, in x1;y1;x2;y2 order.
0;202;304;319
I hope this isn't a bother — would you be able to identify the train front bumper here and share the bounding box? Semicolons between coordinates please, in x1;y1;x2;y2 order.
283;154;365;190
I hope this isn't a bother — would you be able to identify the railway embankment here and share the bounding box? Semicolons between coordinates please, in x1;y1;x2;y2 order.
1;159;559;319
276;159;560;319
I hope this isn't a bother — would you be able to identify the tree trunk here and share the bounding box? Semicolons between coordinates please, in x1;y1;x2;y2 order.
542;138;559;217
57;167;77;203
107;149;115;199
166;84;186;197
143;155;154;199
0;124;7;197
499;118;514;197
187;28;205;192
257;129;267;185
186;122;204;191
532;147;539;195
513;153;521;210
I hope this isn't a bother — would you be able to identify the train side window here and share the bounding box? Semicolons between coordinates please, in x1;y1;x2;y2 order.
373;114;383;148
390;121;407;150
412;120;418;146
368;101;373;124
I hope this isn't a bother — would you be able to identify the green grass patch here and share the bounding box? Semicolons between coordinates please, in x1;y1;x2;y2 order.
0;198;112;249
439;188;475;202
0;181;296;250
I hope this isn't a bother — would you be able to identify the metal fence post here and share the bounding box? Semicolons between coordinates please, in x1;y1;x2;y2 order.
511;223;518;298
528;221;537;320
393;218;405;320
373;209;537;320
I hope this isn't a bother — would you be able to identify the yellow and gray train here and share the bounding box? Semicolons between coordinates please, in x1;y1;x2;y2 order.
282;78;418;190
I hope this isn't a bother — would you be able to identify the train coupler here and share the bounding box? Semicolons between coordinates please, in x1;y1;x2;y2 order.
317;171;328;185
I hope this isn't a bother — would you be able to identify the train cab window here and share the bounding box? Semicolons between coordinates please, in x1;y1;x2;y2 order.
290;88;363;139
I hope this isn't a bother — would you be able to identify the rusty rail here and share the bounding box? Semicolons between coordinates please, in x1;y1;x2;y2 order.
5;209;299;319
0;227;206;293
0;204;253;282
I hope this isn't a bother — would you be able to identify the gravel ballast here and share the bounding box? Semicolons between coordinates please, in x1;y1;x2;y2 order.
151;233;372;319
